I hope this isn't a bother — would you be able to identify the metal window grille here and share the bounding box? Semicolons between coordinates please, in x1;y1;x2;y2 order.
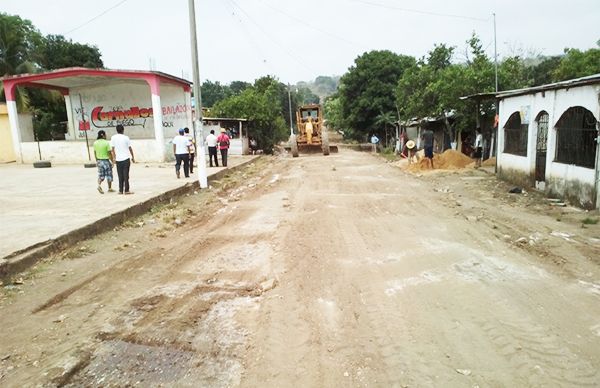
504;112;528;156
555;107;598;169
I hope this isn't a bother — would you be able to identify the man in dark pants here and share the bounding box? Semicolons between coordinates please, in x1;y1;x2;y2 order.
205;129;218;167
421;127;434;169
173;128;191;178
110;124;135;194
217;128;230;167
184;127;195;173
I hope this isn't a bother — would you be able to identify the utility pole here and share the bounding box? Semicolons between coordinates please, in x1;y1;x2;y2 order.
188;0;208;188
493;13;498;93
493;12;499;167
288;84;294;136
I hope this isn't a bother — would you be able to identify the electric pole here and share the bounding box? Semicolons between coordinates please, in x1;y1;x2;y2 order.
188;0;208;188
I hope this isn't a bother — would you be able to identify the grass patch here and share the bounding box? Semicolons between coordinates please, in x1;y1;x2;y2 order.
582;217;599;225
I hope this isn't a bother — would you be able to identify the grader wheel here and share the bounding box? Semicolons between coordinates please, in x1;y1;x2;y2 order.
290;135;299;157
322;131;330;156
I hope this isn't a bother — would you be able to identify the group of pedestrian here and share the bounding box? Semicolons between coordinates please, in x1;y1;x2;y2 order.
93;124;135;195
93;125;232;194
205;128;230;167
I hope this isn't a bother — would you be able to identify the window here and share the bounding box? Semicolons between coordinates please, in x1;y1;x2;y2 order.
555;106;598;169
504;111;528;156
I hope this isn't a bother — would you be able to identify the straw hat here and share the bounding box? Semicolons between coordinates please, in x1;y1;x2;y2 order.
220;128;226;133
406;140;416;149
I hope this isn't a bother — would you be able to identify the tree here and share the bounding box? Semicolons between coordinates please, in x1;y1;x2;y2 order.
296;86;319;105
211;77;288;153
201;80;231;108
375;111;397;147
529;55;561;86
338;50;415;140
552;47;600;81
36;34;103;70
0;13;42;110
229;80;251;95
323;95;345;132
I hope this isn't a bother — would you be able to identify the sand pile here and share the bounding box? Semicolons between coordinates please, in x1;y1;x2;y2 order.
482;157;496;167
406;149;474;172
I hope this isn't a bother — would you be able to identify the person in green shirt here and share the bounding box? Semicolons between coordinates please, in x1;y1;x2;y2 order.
93;130;115;193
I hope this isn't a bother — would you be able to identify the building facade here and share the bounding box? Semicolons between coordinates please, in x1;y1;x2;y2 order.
496;75;600;209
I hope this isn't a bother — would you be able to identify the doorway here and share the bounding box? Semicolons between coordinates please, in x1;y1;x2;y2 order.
535;112;549;189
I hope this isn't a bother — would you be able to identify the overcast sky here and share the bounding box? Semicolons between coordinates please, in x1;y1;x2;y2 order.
2;0;599;84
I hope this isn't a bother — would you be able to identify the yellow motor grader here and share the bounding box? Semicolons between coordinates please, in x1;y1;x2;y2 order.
289;104;335;157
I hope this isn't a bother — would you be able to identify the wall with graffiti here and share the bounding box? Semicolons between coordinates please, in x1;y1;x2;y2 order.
67;81;192;141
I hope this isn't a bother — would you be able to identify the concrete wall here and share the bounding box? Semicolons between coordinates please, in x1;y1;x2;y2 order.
497;83;600;208
19;80;194;164
20;139;161;164
0;104;34;162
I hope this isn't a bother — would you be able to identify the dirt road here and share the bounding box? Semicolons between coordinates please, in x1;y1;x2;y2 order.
1;151;600;387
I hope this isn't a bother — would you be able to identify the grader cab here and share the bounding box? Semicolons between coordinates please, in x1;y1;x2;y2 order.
289;104;331;157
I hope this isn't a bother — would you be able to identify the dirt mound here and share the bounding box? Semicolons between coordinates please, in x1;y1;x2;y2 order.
482;157;496;167
407;149;474;171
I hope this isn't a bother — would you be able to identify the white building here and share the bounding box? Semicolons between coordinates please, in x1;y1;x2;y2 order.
2;67;195;164
496;74;600;209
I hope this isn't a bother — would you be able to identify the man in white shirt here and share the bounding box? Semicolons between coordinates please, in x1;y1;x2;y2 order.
110;124;135;194
473;127;483;168
205;129;218;167
173;128;192;178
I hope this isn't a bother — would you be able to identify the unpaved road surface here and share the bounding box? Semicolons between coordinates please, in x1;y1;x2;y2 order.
1;150;600;387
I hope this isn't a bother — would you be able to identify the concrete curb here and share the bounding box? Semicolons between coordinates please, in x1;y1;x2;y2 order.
0;157;260;281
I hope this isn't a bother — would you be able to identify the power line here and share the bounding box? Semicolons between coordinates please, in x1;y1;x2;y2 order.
227;0;317;74
219;0;276;75
349;0;489;22
255;0;367;50
62;0;129;36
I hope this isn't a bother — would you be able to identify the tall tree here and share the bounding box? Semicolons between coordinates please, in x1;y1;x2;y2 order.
339;50;415;140
552;47;600;81
211;76;288;153
201;80;231;108
36;34;103;70
0;13;42;110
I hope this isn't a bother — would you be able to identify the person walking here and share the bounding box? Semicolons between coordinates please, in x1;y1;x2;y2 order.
473;127;483;168
217;128;230;167
184;127;196;173
110;124;135;195
173;128;192;178
205;129;218;167
93;130;114;194
421;127;434;169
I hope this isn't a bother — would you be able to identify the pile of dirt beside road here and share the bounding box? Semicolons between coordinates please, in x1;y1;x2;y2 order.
407;149;474;172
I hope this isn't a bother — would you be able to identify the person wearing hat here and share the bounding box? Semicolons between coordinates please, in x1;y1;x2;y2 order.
217;128;231;167
173;128;192;178
93;130;114;193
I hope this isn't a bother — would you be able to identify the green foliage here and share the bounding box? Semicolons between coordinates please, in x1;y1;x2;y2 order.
581;217;599;225
552;47;600;81
0;12;42;111
323;94;344;132
36;34;103;70
201;80;231;108
339;50;415;140
211;76;287;154
0;13;104;140
295;86;320;105
396;37;496;134
530;56;561;86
